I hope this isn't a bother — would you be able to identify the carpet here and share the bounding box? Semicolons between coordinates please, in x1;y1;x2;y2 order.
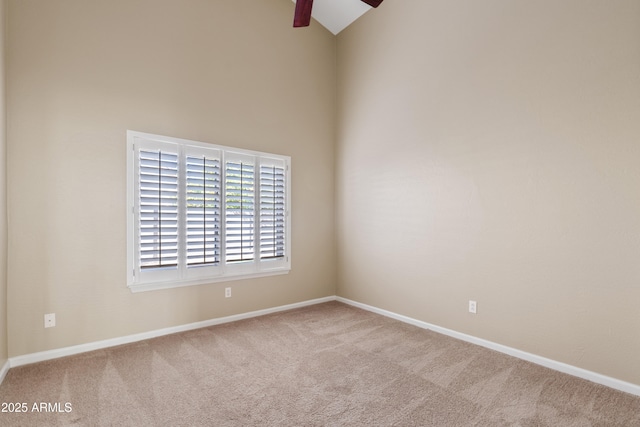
1;301;638;426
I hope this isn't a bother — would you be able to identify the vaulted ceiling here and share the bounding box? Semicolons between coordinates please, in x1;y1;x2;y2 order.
292;0;374;34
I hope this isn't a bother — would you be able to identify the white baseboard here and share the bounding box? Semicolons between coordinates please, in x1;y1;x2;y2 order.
0;359;9;384
336;297;640;397
8;296;336;369
5;295;639;398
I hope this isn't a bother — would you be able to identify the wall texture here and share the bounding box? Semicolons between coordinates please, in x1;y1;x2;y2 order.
0;0;7;369
7;0;336;357
336;0;640;385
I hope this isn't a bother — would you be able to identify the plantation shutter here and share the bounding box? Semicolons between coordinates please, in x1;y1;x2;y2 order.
186;154;221;266
259;163;286;259
225;158;255;262
138;149;179;269
128;130;290;291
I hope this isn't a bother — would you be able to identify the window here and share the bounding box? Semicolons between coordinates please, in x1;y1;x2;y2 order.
127;131;290;292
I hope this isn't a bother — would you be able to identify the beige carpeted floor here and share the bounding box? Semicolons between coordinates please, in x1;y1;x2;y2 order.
1;301;639;426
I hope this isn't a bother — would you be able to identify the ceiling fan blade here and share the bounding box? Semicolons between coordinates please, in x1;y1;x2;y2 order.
361;0;383;7
293;0;314;27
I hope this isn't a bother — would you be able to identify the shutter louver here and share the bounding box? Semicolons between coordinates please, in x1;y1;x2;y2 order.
139;149;179;269
186;155;221;266
225;161;255;262
260;165;286;259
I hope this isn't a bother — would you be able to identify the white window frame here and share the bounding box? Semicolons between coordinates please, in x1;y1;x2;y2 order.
127;130;291;293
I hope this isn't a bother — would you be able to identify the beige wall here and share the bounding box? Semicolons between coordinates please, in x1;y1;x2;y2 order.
7;0;336;357
336;0;640;385
5;0;639;390
0;0;7;367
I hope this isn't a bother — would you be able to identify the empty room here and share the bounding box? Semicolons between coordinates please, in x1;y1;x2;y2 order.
0;0;639;425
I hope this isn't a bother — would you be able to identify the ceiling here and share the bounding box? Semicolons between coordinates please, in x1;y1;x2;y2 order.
291;0;373;34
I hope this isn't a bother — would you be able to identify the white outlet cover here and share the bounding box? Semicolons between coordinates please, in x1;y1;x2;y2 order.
469;301;477;314
44;313;56;328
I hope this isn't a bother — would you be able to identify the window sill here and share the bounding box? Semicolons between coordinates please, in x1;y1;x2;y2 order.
128;269;290;293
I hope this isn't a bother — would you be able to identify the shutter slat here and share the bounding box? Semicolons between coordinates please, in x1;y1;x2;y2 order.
185;154;221;267
225;160;255;263
259;164;286;259
138;149;180;269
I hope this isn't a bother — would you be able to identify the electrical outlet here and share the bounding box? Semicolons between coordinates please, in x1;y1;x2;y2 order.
468;300;477;314
225;287;232;298
44;313;56;328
